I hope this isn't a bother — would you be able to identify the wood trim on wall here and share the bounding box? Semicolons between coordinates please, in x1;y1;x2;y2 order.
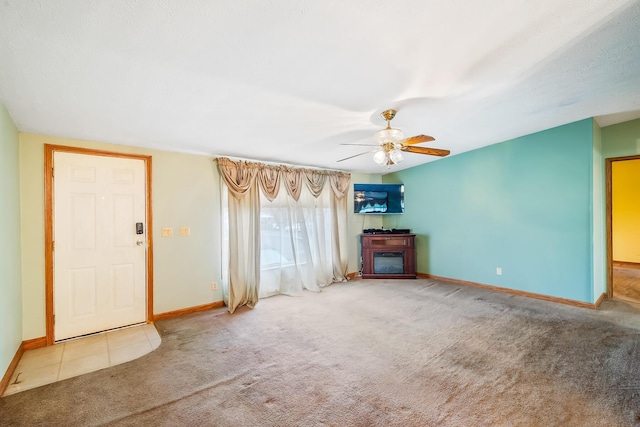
22;336;47;351
153;301;225;322
44;146;54;345
146;157;154;323
612;260;640;268
606;157;613;299
0;337;47;396
44;144;154;345
0;345;23;396
594;292;606;309
606;154;640;300
418;273;602;309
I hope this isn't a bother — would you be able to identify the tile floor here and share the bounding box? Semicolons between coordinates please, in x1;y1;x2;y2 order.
3;323;161;396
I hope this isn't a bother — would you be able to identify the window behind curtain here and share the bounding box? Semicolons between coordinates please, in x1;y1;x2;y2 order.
259;180;334;297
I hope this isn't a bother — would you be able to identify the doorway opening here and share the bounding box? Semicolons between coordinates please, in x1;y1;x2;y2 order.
607;155;640;306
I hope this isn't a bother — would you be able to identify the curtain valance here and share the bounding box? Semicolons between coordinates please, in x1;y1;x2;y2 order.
216;157;350;201
216;157;260;200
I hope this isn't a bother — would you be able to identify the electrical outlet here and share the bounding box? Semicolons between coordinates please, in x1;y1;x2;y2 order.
211;282;218;291
496;267;502;276
180;226;190;236
162;227;173;237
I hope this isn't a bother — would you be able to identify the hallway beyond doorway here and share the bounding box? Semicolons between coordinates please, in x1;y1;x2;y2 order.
612;261;640;306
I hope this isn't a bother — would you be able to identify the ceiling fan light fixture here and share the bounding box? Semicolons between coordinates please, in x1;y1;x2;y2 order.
373;150;388;165
374;128;404;145
389;149;403;164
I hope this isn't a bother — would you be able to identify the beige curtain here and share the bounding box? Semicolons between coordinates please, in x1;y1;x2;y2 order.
304;169;326;198
257;166;281;202
217;158;259;198
226;183;261;313
283;167;303;201
217;158;261;313
330;173;351;280
216;157;350;312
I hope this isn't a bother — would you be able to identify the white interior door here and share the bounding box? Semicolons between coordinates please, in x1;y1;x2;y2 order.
54;152;147;340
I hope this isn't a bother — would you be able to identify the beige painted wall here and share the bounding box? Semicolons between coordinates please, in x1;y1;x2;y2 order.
0;101;22;375
347;173;383;274
19;133;379;339
20;133;223;339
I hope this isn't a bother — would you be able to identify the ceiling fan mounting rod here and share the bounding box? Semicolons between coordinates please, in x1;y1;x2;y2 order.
381;109;397;130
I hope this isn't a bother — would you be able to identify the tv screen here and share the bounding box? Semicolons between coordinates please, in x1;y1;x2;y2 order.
354;183;404;214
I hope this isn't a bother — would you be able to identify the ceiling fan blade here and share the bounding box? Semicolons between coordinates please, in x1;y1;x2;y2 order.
315;129;377;146
336;150;376;162
400;135;435;146
402;146;450;157
340;143;378;147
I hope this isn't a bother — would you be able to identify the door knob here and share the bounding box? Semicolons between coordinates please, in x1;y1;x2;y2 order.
136;240;144;246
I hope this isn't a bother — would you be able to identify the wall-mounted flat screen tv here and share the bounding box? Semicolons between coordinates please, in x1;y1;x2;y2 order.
354;183;404;214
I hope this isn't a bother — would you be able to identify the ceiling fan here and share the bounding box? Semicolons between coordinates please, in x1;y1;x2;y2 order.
337;109;450;168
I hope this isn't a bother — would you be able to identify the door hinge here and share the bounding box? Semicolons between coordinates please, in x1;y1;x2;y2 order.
52;241;55;251
53;314;55;325
52;167;54;177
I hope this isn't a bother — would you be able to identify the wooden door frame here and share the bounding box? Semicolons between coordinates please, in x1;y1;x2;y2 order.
44;144;154;345
605;154;640;299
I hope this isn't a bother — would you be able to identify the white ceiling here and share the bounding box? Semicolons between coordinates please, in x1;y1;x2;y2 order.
1;1;640;174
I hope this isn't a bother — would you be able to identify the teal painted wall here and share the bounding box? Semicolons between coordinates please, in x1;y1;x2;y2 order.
384;119;594;303
0;100;23;377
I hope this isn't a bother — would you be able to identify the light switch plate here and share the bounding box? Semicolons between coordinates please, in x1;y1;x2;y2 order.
162;227;173;237
180;226;190;236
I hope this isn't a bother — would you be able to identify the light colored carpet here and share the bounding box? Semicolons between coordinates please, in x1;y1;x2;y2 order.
2;278;640;426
